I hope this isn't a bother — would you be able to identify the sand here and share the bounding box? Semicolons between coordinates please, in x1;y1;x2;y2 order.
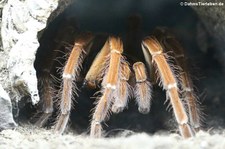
0;125;225;149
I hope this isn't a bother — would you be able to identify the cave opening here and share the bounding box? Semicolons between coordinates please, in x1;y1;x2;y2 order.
17;0;225;136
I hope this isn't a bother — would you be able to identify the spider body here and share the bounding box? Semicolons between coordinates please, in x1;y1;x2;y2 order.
34;13;200;139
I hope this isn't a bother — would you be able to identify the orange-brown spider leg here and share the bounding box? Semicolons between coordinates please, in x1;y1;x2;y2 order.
142;37;194;138
35;74;54;127
54;33;94;134
154;29;201;132
35;43;63;127
180;72;200;132
111;62;131;113
35;24;78;127
90;37;124;137
84;39;110;89
133;62;152;114
170;39;201;132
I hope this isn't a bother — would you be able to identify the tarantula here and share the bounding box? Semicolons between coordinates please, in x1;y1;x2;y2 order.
34;16;200;139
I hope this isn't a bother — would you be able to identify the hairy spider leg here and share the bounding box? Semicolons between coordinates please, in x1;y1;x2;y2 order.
90;37;124;137
133;62;152;114
153;28;201;132
167;36;200;132
84;40;110;89
142;37;194;138
35;73;54;127
180;71;200;131
54;33;94;134
111;62;131;113
35;24;78;127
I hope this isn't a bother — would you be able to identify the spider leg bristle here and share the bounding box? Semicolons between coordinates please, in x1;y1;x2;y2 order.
133;62;152;114
50;73;61;84
164;93;171;105
53;49;67;55
54;56;66;66
165;96;173;112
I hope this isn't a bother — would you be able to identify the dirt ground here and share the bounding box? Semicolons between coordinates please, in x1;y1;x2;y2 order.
0;125;225;149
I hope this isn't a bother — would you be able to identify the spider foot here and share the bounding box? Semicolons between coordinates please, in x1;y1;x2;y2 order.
34;113;52;127
179;124;194;138
133;62;152;114
54;114;70;134
34;76;54;127
90;121;102;138
111;62;131;114
111;106;123;114
90;88;113;137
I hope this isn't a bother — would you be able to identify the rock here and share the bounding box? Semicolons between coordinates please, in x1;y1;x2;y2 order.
0;84;17;130
0;0;73;122
1;0;60;105
188;0;225;71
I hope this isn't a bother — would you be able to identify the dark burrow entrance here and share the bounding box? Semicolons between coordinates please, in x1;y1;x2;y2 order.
17;0;225;136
